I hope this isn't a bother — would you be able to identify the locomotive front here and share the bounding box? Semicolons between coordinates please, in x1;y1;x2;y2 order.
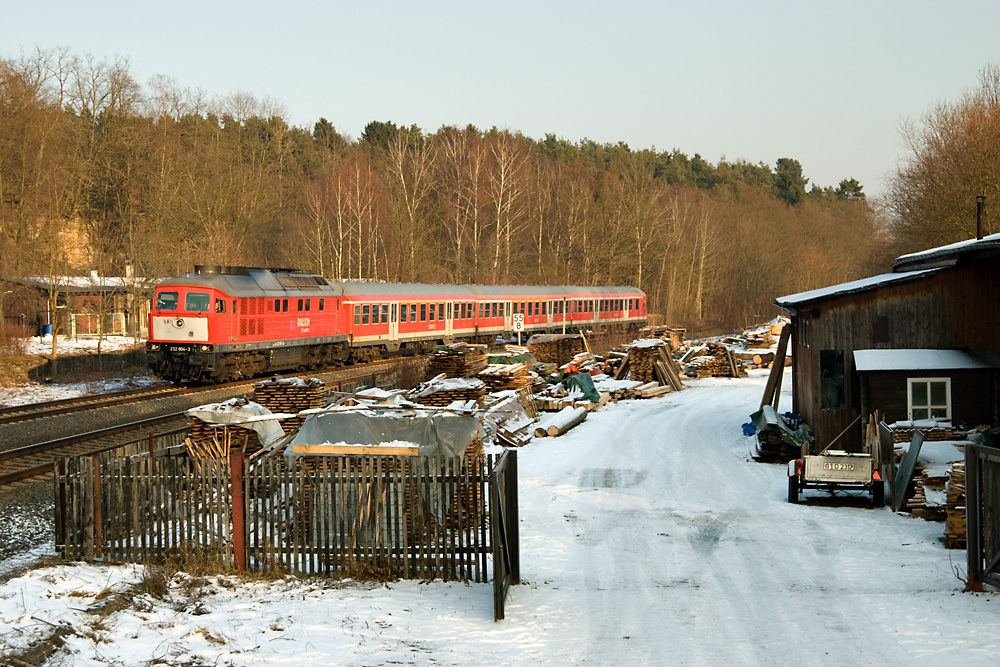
146;278;227;382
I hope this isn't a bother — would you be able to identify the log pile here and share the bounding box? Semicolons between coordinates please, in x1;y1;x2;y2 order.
528;334;585;365
479;363;534;392
253;377;326;436
944;462;967;549
733;351;776;370
682;343;748;378
427;343;489;378
533;405;588;438
408;376;488;407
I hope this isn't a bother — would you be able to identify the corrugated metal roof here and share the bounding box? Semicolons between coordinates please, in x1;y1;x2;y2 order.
854;348;1000;372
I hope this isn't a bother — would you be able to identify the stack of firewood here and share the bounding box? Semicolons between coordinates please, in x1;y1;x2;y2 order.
944;462;967;549
682;342;748;378
528;335;585;365
629;343;667;383
408;376;488;407
427;343;489;378
733;351;776;370
253;377;326;435
479;363;534;392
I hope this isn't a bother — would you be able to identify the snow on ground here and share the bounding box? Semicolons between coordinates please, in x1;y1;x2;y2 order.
0;370;997;665
0;335;157;407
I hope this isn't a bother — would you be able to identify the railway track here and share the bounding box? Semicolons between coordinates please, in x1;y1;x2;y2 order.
0;413;190;486
0;357;419;488
0;358;404;427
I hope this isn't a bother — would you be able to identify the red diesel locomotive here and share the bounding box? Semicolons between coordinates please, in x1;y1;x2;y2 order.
146;266;647;382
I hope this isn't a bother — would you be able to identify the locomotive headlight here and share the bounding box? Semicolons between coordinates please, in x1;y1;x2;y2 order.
200;344;211;352
147;343;160;350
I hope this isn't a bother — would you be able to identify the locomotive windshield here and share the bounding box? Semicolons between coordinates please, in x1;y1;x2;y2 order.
185;292;211;312
155;291;179;311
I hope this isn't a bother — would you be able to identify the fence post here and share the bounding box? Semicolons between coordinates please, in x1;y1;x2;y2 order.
506;450;520;584
231;451;246;572
92;457;103;560
966;445;983;592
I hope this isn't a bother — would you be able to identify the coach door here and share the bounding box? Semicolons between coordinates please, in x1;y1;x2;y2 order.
445;302;454;337
389;304;398;342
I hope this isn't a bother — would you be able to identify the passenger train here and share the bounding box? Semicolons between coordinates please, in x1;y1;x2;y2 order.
146;266;647;382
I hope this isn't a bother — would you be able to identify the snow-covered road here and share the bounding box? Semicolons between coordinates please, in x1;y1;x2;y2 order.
0;370;996;666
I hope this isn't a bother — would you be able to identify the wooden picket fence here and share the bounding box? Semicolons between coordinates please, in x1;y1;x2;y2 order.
56;448;510;585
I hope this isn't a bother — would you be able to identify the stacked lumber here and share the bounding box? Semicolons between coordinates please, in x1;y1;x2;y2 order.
733;351;776;370
904;466;949;521
253;377;326;436
637;326;686;351
408;377;488;407
754;428;801;462
427;343;488;378
682;342;748;378
944;462;967;549
891;425;967;443
528;334;585;365
629;341;668;384
532;382;607;411
479;363;534;392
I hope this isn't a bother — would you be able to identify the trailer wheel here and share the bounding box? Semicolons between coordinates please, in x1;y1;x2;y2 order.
871;479;884;507
787;474;800;504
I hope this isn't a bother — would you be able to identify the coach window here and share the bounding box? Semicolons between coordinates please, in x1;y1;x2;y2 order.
459;303;465;319
439;303;445;321
542;302;546;316
361;304;369;325
420;303;427;322
410;304;417;322
400;303;407;323
381;304;389;323
429;303;436;321
354;305;361;325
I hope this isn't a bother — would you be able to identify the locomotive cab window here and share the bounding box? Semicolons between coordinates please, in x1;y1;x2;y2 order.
297;299;303;312
305;300;311;312
215;299;226;313
156;292;179;311
282;299;288;312
185;292;210;312
318;298;324;311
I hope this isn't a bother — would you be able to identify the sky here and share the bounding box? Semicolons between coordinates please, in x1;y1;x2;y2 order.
3;0;1000;198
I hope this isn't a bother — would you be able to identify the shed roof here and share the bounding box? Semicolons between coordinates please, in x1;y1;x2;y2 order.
774;268;941;310
853;348;1000;372
893;232;1000;271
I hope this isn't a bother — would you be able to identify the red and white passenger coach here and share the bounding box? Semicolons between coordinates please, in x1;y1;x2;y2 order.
147;266;647;382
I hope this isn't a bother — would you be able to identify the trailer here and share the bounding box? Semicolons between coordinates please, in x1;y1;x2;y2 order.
787;450;884;505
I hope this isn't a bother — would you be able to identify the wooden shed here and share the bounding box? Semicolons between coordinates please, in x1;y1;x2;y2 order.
774;233;1000;452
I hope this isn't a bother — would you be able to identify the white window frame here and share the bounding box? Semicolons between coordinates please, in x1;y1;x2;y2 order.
907;377;951;421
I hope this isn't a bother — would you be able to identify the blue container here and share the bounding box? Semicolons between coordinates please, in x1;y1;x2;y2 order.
43;324;52;335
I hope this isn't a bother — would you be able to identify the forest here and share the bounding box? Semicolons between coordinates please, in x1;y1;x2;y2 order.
1;47;941;333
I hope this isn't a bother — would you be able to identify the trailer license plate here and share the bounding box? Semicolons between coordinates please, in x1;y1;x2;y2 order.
824;462;855;471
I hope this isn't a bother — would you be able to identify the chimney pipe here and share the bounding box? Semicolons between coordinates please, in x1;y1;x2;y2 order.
976;195;986;240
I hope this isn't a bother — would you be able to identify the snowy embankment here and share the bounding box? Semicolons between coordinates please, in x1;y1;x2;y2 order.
0;335;155;407
0;370;997;666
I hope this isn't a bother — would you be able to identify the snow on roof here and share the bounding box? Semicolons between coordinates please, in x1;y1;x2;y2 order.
894;231;1000;265
854;348;1000;372
774;268;941;308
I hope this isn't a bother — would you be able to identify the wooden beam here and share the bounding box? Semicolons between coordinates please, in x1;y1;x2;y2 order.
759;325;791;411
